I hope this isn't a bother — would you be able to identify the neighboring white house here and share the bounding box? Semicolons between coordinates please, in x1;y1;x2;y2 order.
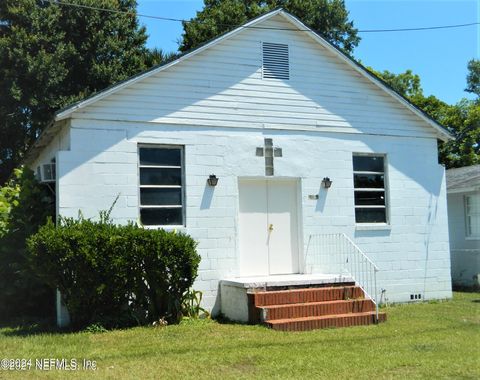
446;165;480;288
26;9;453;320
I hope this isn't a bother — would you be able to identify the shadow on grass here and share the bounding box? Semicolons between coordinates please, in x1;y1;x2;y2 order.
213;314;249;326
0;317;71;337
2;294;475;339
452;285;480;293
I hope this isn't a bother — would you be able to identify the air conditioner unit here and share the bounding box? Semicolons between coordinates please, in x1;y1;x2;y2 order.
40;163;56;183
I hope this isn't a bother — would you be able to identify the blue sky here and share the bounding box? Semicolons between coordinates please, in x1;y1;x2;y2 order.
137;0;479;105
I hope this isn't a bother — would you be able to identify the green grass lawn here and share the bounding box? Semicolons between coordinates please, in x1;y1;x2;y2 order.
0;292;478;379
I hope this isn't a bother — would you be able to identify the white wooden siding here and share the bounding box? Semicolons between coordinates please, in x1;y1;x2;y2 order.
30;123;70;171
72;15;436;139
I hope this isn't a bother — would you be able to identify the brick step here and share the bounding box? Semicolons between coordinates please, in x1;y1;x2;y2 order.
260;299;375;321
267;311;387;332
253;286;364;307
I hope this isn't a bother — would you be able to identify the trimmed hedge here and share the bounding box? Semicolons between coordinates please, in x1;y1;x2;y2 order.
27;217;200;329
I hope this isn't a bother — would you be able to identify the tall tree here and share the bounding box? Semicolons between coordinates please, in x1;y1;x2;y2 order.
438;99;479;168
371;67;479;169
0;0;151;184
180;0;360;54
465;59;480;98
377;69;423;99
0;168;55;320
143;47;179;68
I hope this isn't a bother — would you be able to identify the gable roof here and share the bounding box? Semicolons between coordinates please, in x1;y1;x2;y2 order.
27;8;453;164
446;165;480;193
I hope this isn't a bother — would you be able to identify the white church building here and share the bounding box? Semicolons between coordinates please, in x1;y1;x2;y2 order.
27;9;453;328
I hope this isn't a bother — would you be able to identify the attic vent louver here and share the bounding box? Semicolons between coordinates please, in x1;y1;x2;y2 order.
262;42;289;80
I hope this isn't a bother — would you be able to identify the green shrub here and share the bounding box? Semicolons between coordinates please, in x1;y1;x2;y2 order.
84;323;108;334
27;216;200;329
182;289;210;319
0;168;55;321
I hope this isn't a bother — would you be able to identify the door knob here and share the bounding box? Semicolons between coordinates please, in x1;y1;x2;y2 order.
268;224;274;231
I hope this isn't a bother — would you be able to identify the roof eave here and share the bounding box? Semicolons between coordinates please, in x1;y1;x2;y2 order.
447;185;480;194
23;119;67;166
277;12;454;142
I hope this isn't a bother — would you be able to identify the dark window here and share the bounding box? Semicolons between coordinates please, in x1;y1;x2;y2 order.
140;188;182;206
140;168;182;186
355;208;387;223
139;146;183;226
354;191;385;206
353;156;384;172
353;155;387;224
140;147;181;166
353;173;384;188
140;208;183;226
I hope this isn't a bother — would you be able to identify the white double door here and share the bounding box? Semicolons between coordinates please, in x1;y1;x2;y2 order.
238;178;300;276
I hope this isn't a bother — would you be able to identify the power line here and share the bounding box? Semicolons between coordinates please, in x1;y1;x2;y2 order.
42;0;480;34
359;22;480;33
40;0;201;23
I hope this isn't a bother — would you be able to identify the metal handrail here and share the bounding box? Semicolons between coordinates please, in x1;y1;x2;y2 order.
305;233;379;322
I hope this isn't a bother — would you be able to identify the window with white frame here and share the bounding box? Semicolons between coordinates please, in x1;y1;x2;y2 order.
352;154;388;223
138;146;184;226
465;193;480;238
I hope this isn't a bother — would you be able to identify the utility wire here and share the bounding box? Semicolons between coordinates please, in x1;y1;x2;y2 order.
359;22;480;33
42;0;480;33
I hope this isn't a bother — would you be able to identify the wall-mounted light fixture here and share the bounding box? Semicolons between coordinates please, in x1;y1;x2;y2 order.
322;177;332;189
207;174;219;187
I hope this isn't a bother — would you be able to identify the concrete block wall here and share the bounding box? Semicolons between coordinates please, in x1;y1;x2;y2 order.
46;119;452;313
26;12;454;320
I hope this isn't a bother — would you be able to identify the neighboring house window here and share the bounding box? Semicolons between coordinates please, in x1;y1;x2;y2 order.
352;154;388;223
465;194;480;238
138;146;184;226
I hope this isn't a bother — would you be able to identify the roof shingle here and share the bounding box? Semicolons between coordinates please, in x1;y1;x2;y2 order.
446;165;480;192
